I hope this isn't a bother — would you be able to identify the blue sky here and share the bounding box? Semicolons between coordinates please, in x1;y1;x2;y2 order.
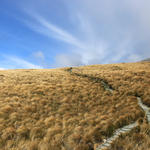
0;0;150;69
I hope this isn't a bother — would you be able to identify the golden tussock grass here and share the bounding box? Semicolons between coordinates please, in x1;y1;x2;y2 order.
109;122;150;150
0;62;149;149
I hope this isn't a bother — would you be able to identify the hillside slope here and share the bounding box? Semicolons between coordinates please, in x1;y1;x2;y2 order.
0;62;150;150
142;58;150;62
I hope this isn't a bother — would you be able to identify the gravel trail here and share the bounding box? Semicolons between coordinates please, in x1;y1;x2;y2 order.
96;97;150;150
65;69;150;150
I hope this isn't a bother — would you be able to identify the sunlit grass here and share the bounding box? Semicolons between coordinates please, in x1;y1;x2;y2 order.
0;62;149;149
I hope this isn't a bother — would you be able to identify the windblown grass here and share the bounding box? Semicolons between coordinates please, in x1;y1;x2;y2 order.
109;122;150;150
0;62;149;149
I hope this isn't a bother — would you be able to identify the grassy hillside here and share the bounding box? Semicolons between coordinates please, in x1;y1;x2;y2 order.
0;62;150;150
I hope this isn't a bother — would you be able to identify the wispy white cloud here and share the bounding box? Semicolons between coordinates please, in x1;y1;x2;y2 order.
19;0;150;67
32;51;48;68
33;51;45;60
55;53;83;67
22;13;107;66
2;55;43;69
126;54;143;62
9;57;43;69
0;68;5;70
23;15;85;50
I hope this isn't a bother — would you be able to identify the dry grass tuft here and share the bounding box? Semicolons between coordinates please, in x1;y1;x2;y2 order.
0;62;149;149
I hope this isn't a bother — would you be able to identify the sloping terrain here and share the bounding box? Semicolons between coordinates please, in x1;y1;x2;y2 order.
142;58;150;62
0;62;150;150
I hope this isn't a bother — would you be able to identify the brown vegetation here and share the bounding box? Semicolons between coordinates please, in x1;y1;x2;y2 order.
109;122;150;150
0;62;149;149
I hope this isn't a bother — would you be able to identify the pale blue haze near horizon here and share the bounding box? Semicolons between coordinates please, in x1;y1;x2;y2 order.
0;0;150;69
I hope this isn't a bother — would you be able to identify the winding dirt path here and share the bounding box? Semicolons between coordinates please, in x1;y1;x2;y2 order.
137;97;150;123
96;122;137;150
65;68;150;150
96;97;150;150
65;68;113;93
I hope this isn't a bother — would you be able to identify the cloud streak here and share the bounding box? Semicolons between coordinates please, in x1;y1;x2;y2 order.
22;11;108;66
0;68;5;70
20;0;150;67
1;55;43;69
23;14;85;50
9;57;43;69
